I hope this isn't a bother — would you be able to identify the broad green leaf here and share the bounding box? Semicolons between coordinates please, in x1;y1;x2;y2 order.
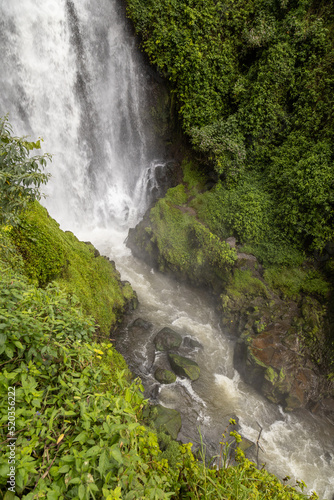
98;450;108;476
73;431;88;444
78;484;86;500
61;455;75;463
68;477;82;485
4;345;14;358
85;445;101;458
57;464;70;474
46;491;59;500
110;445;123;465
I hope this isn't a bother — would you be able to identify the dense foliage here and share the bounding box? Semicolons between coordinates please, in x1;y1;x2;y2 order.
8;202;135;335
0;120;318;498
126;0;334;255
0;226;318;499
0;116;50;226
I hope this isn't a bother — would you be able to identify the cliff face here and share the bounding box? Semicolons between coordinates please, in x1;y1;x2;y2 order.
127;159;334;421
124;0;334;419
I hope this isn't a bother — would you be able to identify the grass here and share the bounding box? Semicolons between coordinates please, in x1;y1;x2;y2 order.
6;202;136;334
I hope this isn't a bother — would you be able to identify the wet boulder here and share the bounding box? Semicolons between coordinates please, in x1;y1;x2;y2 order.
154;327;182;351
130;317;153;330
182;336;203;350
148;404;182;439
149;384;160;401
234;325;324;411
168;353;200;381
154;368;176;384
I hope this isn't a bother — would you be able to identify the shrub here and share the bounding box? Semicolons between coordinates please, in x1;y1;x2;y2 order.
0;116;50;226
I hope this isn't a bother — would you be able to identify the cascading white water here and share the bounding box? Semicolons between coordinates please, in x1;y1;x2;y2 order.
0;0;162;230
1;1;333;498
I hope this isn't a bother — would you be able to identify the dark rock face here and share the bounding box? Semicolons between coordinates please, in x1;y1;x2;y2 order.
126;209;160;268
130;317;153;330
227;279;333;413
234;327;323;410
126;192;333;420
150;384;160;400
168;353;200;381
154;327;182;351
182;336;203;350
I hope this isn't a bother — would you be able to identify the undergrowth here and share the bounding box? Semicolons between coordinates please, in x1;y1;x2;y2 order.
8;202;134;334
0;225;319;499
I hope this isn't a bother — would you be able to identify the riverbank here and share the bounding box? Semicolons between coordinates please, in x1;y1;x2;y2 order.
127;158;334;422
0;202;320;499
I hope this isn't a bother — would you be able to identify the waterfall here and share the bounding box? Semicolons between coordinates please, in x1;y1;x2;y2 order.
1;2;333;498
0;0;163;230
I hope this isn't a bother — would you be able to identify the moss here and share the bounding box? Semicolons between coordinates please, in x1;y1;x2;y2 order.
265;366;278;384
165;184;188;205
154;368;177;384
226;268;270;300
149;195;236;288
9;202;134;334
264;266;330;299
145;404;182;440
182;158;207;192
11;203;66;286
0;225;25;273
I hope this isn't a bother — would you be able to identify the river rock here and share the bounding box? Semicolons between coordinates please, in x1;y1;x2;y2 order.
183;336;203;349
154;327;182;351
149;384;160;401
234;325;323;411
148;404;182;439
154;368;176;384
168;353;200;381
130;317;153;330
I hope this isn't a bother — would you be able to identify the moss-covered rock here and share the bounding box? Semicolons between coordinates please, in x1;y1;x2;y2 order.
127;171;236;292
183;336;203;349
154;368;177;384
168;353;200;381
127;158;333;417
154;327;182;351
145;404;182;440
8;202;137;334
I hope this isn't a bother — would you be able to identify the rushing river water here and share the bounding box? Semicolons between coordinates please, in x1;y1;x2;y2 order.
0;0;333;497
75;227;334;500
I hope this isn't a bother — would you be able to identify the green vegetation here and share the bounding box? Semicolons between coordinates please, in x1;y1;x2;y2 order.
264;267;330;300
0;211;316;500
0;118;320;499
225;268;270;300
0;258;318;499
8;202;135;334
126;0;334;372
126;0;334;255
149;193;236;287
0;115;50;226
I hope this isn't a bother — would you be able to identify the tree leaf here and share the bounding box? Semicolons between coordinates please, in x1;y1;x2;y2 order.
85;445;101;458
78;484;86;500
57;464;70;474
110;445;123;465
98;449;108;477
56;434;65;445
